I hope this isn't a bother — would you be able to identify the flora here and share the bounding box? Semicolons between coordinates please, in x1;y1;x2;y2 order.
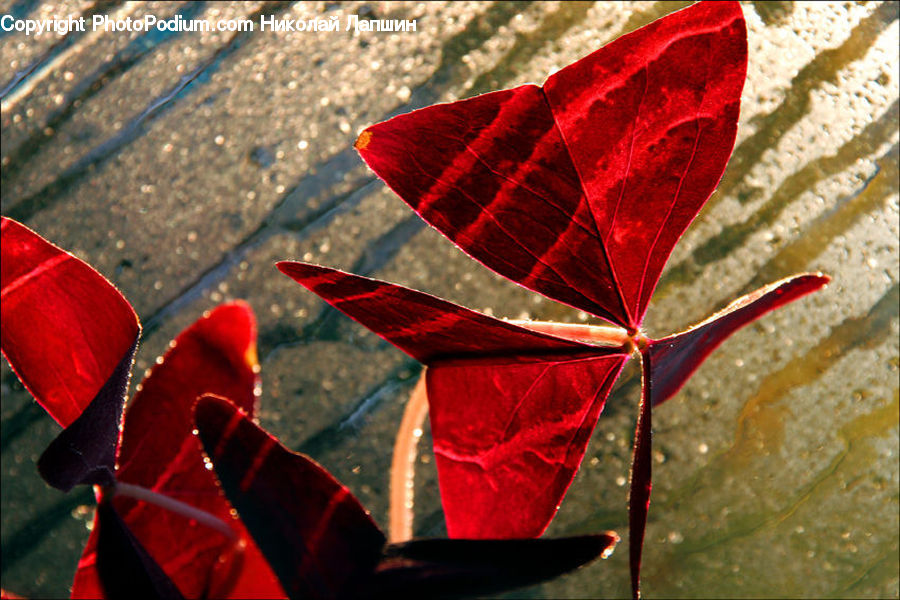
279;1;828;597
1;217;283;598
0;2;831;598
194;394;617;599
0;217;615;598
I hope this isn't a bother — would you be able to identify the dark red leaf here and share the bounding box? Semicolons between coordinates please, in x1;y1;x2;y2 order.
94;501;184;600
371;535;618;599
281;3;825;597
0;217;139;427
72;303;284;599
276;261;596;361
355;1;747;330
194;395;386;600
649;274;830;405
278;261;629;538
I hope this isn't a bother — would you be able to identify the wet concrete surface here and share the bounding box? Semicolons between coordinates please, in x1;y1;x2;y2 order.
1;1;898;598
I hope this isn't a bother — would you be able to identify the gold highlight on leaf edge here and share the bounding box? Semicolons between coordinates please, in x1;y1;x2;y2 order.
244;342;259;372
354;129;373;151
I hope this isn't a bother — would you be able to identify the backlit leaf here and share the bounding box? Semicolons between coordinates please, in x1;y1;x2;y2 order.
72;304;284;599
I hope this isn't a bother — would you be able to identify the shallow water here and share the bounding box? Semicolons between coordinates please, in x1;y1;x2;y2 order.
1;1;897;598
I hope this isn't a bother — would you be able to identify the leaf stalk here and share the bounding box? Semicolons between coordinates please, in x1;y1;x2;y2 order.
388;373;429;542
112;481;237;542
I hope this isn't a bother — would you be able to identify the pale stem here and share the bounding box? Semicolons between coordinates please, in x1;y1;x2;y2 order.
114;481;237;542
508;320;631;347
388;373;429;543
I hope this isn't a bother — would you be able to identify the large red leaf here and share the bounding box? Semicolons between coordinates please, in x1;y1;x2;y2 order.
427;353;626;538
282;3;827;596
194;395;620;600
0;217;139;427
649;273;829;405
1;217;140;490
72;303;284;599
194;395;386;600
279;262;629;538
355;1;747;330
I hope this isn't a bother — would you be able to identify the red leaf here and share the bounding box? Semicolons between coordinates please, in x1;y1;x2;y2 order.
72;303;284;600
0;217;139;427
279;262;629;538
194;395;620;599
427;353;626;538
649;273;830;405
94;502;184;600
355;1;747;331
194;395;386;600
1;217;140;490
276;261;599;360
284;3;827;597
628;354;653;600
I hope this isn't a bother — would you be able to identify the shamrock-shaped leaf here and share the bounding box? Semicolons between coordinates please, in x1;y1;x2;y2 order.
354;0;747;332
279;2;830;596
